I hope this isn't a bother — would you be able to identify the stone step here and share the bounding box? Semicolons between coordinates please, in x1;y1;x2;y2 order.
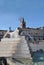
0;38;21;57
0;36;31;59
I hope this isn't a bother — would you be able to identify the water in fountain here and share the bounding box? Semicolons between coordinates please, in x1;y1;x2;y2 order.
21;30;34;42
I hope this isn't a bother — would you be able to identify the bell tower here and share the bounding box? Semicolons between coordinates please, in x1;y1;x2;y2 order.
20;18;26;29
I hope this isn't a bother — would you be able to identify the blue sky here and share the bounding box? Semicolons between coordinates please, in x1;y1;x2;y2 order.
0;0;44;30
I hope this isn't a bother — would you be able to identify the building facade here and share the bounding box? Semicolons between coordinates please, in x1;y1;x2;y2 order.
19;18;44;41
